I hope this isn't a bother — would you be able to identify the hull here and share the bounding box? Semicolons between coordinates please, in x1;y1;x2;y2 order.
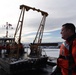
0;54;48;74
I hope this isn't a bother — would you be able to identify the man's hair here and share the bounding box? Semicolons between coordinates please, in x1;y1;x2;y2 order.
62;23;75;33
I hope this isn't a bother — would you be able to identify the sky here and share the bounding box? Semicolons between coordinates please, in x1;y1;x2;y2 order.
0;0;76;43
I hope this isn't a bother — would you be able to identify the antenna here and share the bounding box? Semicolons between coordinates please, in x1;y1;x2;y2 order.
4;22;13;37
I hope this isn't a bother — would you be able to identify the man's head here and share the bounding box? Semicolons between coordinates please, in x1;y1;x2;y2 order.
61;23;75;40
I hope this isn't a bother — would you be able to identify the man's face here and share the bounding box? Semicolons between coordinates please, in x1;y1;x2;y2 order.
60;26;70;40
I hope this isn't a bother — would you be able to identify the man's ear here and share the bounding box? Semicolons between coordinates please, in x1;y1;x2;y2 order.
68;29;73;34
68;29;71;32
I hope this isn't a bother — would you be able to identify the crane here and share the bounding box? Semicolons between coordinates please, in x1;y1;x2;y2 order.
14;4;48;57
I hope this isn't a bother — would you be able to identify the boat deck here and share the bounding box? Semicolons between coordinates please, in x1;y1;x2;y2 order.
0;65;53;75
0;52;57;75
0;57;57;75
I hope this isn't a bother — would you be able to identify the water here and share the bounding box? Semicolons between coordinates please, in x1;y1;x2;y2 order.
1;48;59;58
43;49;59;58
25;48;60;58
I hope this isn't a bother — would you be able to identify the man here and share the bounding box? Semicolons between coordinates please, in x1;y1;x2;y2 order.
57;23;76;75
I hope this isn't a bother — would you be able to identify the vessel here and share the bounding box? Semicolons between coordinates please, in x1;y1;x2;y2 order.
0;5;49;74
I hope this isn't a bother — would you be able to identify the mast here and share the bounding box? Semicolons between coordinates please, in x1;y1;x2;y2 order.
4;22;13;38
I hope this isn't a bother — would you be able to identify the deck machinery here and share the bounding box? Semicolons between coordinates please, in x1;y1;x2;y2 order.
0;5;48;74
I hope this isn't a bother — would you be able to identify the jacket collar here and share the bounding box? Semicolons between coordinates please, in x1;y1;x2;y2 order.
66;33;76;43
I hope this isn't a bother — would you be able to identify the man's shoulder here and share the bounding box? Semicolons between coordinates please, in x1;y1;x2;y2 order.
73;38;76;45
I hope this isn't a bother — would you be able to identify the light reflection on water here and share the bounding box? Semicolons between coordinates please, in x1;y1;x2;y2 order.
42;49;59;58
25;48;59;58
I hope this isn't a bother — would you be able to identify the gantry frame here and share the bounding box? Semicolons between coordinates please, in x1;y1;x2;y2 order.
14;4;48;57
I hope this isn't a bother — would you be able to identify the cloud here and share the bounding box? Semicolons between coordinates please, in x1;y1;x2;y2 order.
0;0;76;43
